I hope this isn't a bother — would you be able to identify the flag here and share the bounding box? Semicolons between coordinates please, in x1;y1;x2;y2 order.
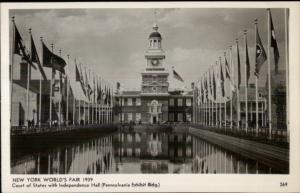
209;68;213;97
204;75;208;101
245;36;250;87
84;68;91;100
200;80;204;104
172;67;184;82
270;10;280;74
236;40;241;89
13;24;36;70
42;42;66;74
97;79;102;103
212;70;216;101
79;64;86;97
30;34;46;79
224;56;231;79
220;63;225;97
75;64;81;82
14;24;26;57
254;27;267;77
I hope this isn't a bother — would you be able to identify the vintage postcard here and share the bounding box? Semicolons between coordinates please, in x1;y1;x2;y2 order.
1;2;300;192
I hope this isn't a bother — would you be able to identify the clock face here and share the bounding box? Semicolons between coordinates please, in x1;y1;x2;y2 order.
151;59;159;66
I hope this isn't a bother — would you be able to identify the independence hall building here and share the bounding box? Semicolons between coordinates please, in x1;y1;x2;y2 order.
114;24;193;124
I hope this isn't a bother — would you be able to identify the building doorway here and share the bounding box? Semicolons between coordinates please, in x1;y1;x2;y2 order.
148;100;162;124
153;116;157;124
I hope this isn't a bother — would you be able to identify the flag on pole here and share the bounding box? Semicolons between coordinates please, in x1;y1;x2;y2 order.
245;36;250;87
209;68;213;98
212;70;216;101
254;27;267;77
79;64;86;97
97;79;102;103
270;9;280;74
14;24;27;57
220;63;225;97
225;56;231;79
30;34;46;79
14;25;36;70
200;79;204;104
236;40;241;89
204;75;208;101
42;42;66;74
75;64;81;82
172;67;184;82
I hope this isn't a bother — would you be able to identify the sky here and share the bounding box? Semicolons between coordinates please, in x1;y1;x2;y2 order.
10;8;287;99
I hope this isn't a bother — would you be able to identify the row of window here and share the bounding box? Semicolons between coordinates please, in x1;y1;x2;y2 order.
118;98;141;106
119;133;141;143
119;113;141;122
117;147;192;157
117;97;193;107
169;113;192;122
169;98;192;107
117;148;141;157
119;112;192;122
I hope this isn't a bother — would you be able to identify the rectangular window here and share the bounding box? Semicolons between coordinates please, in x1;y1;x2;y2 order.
186;98;192;106
135;148;141;157
127;148;132;157
127;98;132;106
127;133;132;142
169;113;174;122
169;98;174;106
186;113;192;122
178;113;183;122
177;148;183;157
178;98;183;106
186;147;191;157
135;133;141;142
136;98;141;106
128;113;132;122
135;113;141;122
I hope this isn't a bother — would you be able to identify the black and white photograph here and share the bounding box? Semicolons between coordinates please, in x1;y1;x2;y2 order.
1;2;300;193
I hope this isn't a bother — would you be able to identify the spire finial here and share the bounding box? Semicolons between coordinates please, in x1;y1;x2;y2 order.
153;9;158;31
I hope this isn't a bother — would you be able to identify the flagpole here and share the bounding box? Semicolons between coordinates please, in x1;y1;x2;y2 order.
193;85;196;124
267;9;272;139
92;72;95;124
285;8;289;142
236;39;241;130
83;65;86;125
219;57;222;129
73;87;75;126
49;43;54;127
66;54;70;125
58;49;62;127
10;16;15;127
39;37;43;129
229;46;233;130
224;52;227;131
204;77;207;126
25;28;32;128
215;62;218;127
254;19;259;136
88;68;91;125
244;30;248;133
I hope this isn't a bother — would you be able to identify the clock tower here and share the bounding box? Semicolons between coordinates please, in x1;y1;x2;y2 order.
141;23;169;95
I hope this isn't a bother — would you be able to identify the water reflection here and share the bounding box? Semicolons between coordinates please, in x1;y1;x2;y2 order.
11;130;281;174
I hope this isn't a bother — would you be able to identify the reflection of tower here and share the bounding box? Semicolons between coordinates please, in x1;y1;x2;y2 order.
141;14;169;94
147;133;162;157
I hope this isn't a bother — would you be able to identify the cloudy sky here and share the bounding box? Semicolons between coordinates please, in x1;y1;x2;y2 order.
10;8;287;97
